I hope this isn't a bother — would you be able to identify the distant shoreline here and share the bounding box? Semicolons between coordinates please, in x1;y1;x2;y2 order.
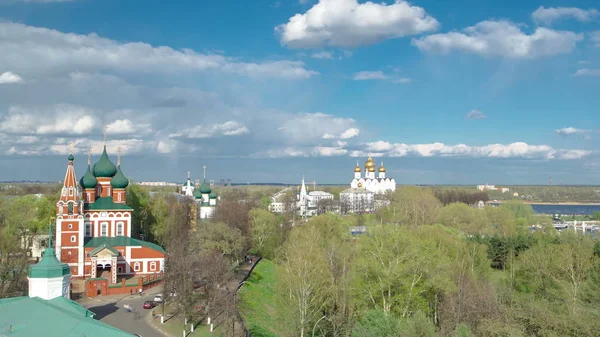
488;201;600;206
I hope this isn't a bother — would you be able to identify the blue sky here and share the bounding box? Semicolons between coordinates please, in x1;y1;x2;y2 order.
0;0;598;184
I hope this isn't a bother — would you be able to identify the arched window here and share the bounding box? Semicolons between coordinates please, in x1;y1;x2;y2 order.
70;235;76;243
116;222;124;236
150;262;156;271
85;222;92;237
133;262;141;272
101;222;108;236
68;203;73;215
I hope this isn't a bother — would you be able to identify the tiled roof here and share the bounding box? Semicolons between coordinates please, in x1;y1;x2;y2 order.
84;236;165;253
84;197;133;211
0;296;134;337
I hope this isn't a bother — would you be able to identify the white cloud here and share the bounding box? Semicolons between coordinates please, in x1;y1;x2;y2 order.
0;22;317;80
105;119;151;135
278;112;358;145
353;71;388;80
313;145;347;156
1;104;97;135
412;20;582;59
354;141;590;160
555;127;589;136
592;31;600;46
392;78;412;84
353;70;411;83
0;71;23;84
574;68;600;76
465;109;487;120
276;0;439;48
340;127;360;139
311;51;334;59
532;6;599;25
170;120;250;139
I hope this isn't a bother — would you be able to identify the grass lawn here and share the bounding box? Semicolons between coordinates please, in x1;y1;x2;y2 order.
238;259;280;337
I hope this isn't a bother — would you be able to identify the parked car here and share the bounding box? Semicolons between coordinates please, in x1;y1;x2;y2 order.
142;301;156;309
153;294;163;303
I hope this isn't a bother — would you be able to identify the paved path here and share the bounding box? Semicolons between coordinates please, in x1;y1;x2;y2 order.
80;287;166;337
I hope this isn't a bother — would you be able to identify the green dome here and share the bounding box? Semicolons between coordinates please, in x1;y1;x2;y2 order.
199;180;211;194
68;153;74;161
80;165;98;189
209;190;217;199
193;186;202;199
93;145;117;178
110;165;129;189
29;248;70;278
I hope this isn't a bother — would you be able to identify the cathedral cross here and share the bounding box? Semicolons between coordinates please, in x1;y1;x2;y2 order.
69;142;74;155
87;148;92;165
203;166;206;180
103;124;108;143
117;146;122;166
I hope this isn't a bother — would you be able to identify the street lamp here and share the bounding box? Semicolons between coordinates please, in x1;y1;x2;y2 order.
312;315;327;337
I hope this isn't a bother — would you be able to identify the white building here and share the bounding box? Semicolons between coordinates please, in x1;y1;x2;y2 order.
350;157;396;194
340;187;375;214
297;177;334;217
477;184;510;193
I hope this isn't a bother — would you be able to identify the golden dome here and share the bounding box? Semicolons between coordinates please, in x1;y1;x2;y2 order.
368;167;375;172
378;161;386;172
354;160;361;172
365;156;375;169
358;182;363;187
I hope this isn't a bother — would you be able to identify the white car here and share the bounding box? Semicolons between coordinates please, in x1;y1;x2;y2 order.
153;294;163;303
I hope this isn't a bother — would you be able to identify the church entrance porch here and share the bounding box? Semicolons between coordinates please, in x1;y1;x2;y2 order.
89;244;119;284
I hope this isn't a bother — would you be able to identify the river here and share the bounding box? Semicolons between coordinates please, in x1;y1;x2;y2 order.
490;203;600;215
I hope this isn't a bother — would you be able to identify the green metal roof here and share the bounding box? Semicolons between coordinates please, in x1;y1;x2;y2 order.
84;197;133;211
92;145;117;178
209;190;217;199
0;296;135;337
68;154;74;161
110;165;129;189
88;244;119;257
84;236;165;253
29;248;70;279
199;179;211;194
81;164;98;189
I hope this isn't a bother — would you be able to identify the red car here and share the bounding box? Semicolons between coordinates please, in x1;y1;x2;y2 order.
143;301;156;309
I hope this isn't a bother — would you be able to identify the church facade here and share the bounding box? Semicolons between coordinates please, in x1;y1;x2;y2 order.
180;171;219;219
350;157;396;194
55;147;165;283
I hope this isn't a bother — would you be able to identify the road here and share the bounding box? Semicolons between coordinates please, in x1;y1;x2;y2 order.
82;290;166;337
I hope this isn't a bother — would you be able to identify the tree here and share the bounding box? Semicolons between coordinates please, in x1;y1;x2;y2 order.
195;222;245;261
500;201;533;230
277;226;332;337
249;209;280;259
386;187;442;227
126;183;152;240
352;309;402;337
214;200;251;235
437;203;488;234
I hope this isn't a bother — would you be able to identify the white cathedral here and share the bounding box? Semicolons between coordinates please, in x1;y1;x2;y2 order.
350;157;396;194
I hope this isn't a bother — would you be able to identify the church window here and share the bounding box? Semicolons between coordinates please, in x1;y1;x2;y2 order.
116;222;124;236
68;251;72;255
69;188;73;196
134;262;141;272
97;187;101;195
68;224;73;229
118;193;121;202
58;206;63;215
70;236;76;243
107;187;111;195
118;266;123;273
86;193;90;201
150;262;156;271
101;222;108;236
85;222;92;237
68;203;73;215
62;188;66;196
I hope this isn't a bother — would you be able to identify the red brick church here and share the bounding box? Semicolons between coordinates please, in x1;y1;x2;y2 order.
55;145;165;284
